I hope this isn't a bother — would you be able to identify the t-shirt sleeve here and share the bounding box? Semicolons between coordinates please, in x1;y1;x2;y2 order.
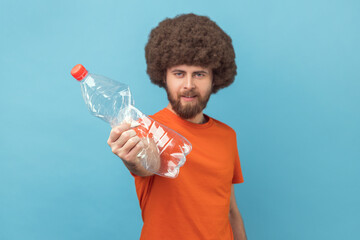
232;134;244;184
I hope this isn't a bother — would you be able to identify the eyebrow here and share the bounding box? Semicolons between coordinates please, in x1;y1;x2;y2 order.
171;69;209;74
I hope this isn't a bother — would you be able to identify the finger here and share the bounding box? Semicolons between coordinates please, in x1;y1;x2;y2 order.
127;140;145;160
108;123;131;143
122;135;141;155
114;129;137;148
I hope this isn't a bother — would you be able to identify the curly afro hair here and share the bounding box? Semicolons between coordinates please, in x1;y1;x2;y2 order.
145;13;237;94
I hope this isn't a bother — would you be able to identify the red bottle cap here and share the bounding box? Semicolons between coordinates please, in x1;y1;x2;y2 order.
71;64;88;81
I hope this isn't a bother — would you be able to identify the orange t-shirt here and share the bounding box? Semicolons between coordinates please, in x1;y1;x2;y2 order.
132;108;244;240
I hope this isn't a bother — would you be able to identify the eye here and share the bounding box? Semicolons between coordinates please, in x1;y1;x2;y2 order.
194;73;205;78
174;72;184;77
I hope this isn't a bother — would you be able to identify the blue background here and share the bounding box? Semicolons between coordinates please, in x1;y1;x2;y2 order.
1;0;359;239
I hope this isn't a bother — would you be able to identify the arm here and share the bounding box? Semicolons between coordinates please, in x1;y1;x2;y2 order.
107;123;155;177
229;185;247;240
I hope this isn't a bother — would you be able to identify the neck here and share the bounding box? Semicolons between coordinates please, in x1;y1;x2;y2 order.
166;103;206;124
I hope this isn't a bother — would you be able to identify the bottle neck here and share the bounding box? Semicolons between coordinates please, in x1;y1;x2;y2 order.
77;72;89;82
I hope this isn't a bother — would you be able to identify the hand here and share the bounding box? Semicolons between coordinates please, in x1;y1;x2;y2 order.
107;122;156;176
140;136;161;173
107;123;144;168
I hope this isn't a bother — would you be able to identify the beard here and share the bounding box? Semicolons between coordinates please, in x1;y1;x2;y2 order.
165;87;212;119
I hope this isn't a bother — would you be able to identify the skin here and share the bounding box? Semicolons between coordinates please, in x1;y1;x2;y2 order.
107;123;154;177
164;65;213;123
107;64;246;239
230;185;248;240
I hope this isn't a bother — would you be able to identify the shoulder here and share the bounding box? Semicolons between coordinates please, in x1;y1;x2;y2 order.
149;109;164;119
208;116;240;150
149;109;168;123
209;115;237;136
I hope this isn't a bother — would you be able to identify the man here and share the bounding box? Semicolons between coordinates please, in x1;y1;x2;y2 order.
107;13;247;240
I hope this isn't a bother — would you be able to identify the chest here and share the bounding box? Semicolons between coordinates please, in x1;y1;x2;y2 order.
182;133;235;184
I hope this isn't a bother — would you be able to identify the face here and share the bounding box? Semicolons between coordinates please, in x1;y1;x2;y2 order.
165;65;213;119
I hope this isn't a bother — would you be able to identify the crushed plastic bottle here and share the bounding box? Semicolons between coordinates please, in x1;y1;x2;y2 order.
71;64;191;178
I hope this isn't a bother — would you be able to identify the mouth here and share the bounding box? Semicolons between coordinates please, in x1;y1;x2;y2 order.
181;95;197;102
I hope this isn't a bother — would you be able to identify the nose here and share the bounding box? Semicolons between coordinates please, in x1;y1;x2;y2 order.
184;75;195;89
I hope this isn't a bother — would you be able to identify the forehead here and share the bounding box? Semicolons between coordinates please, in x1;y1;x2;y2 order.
167;64;211;72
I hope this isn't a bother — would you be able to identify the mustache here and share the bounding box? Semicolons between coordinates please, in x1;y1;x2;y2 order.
178;90;198;96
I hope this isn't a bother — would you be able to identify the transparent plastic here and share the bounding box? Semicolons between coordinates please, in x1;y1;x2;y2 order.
75;70;191;178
